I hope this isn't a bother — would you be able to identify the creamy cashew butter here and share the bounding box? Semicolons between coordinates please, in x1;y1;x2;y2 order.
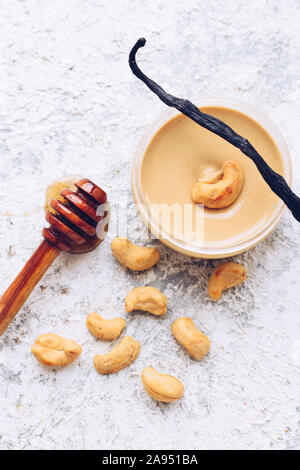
140;106;284;250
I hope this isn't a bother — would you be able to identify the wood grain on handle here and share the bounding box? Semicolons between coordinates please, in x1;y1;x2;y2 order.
0;241;60;337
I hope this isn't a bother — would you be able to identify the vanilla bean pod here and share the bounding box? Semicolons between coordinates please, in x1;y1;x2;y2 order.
129;38;300;223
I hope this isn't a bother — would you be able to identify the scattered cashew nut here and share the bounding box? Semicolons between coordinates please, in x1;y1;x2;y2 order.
31;334;82;367
208;262;247;300
142;366;184;402
87;312;125;341
93;336;140;374
191;160;244;208
111;237;160;271
172;317;210;360
125;286;168;316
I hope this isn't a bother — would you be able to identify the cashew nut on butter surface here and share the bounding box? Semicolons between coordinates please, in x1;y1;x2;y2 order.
31;334;82;367
93;336;140;374
125;286;168;316
208;262;247;300
87;312;125;341
191;160;244;209
172;317;210;360
142;367;184;402
111;238;160;271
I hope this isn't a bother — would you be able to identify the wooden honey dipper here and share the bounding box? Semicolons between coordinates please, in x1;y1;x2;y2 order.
0;178;108;337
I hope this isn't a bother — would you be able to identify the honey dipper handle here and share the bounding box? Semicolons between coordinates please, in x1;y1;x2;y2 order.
0;240;60;337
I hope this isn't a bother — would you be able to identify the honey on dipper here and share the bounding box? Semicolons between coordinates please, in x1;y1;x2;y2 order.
0;177;108;336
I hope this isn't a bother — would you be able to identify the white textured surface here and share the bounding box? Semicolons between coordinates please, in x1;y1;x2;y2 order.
0;0;299;451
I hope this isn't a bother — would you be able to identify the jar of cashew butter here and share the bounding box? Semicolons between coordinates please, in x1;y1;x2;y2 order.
131;95;292;258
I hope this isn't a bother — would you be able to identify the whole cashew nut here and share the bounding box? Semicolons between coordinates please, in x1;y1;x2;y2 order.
111;237;160;271
172;317;210;360
125;286;168;316
87;312;125;341
31;334;82;367
191;160;244;208
93;336;140;374
208;262;247;300
142;366;184;402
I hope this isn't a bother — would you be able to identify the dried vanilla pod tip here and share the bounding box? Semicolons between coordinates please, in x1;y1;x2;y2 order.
125;286;168;316
93;336;140;375
129;38;300;222
172;317;210;360
192;160;244;209
208;262;247;300
111;237;160;271
31;334;82;367
87;312;125;341
141;366;184;402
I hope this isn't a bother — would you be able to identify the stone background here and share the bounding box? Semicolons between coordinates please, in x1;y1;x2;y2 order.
0;0;299;450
